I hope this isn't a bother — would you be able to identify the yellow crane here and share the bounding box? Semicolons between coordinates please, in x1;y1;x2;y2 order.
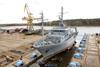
22;3;34;32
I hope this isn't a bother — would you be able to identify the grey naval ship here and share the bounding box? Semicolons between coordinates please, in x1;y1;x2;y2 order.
33;7;78;61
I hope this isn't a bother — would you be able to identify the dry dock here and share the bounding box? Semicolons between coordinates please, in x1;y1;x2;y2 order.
83;34;100;67
37;34;100;67
0;32;100;67
69;34;100;67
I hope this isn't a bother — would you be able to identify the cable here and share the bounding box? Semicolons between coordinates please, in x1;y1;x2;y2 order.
56;0;65;8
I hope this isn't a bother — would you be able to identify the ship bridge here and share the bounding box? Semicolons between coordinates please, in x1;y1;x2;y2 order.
47;28;72;36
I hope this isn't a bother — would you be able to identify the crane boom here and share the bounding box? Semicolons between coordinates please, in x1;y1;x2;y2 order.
22;3;33;32
24;3;32;18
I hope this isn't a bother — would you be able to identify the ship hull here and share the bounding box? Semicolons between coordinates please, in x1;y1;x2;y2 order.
36;34;77;61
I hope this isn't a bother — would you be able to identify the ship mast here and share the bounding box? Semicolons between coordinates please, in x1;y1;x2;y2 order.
59;6;65;27
41;11;44;40
61;6;63;25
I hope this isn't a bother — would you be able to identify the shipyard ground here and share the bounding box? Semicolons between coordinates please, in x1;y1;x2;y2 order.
0;32;42;67
0;32;100;67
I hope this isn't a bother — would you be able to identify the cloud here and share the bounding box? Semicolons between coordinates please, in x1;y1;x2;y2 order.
0;0;100;24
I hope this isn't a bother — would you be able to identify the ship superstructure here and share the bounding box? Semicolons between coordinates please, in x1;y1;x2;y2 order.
33;7;78;60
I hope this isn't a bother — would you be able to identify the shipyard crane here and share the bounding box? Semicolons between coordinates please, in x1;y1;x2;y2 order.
22;3;34;32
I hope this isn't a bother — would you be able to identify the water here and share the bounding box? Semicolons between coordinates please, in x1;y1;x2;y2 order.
1;26;100;43
0;26;55;30
76;27;100;43
1;26;100;33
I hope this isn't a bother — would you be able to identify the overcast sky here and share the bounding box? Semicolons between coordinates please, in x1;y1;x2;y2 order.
0;0;100;24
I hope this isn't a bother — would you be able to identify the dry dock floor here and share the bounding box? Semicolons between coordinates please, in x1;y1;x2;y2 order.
83;35;100;67
70;34;100;67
